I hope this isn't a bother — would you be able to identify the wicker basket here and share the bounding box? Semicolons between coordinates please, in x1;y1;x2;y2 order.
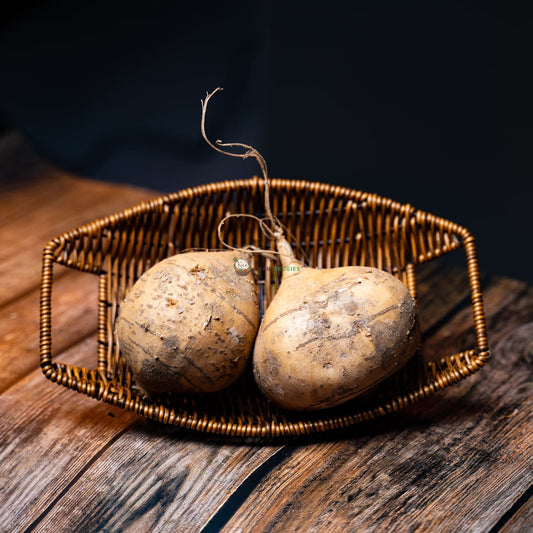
40;177;489;438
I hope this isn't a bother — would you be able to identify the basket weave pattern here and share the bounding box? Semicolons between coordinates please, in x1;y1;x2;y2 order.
40;178;489;437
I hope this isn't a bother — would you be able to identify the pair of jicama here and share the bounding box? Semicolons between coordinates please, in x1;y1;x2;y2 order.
116;90;419;411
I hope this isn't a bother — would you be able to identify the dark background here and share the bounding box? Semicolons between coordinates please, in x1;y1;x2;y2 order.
1;1;532;283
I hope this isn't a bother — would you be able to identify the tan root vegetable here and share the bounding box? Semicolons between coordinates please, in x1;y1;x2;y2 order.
253;238;419;410
202;87;420;410
116;251;259;394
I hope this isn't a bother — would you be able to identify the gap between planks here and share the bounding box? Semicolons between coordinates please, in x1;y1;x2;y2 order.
487;484;533;533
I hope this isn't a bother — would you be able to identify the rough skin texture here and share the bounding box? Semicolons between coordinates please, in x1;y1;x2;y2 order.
253;265;419;410
116;251;259;394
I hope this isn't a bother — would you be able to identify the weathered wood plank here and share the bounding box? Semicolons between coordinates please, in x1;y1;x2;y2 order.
415;260;474;335
219;280;533;533
0;170;156;307
0;337;139;533
499;493;533;533
30;426;285;533
422;275;528;361
0;337;284;533
0;267;99;392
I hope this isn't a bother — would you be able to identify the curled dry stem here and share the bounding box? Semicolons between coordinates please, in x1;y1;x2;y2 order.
201;87;284;239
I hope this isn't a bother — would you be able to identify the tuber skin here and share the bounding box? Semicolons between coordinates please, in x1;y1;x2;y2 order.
253;239;419;410
116;251;259;394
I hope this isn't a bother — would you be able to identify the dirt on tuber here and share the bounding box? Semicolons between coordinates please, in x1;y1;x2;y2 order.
253;238;419;410
116;251;259;394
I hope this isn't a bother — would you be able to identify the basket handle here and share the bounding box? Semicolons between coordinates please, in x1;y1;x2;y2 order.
460;228;490;363
40;240;57;379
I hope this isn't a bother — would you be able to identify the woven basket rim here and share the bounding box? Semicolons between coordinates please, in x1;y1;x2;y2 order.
45;176;471;247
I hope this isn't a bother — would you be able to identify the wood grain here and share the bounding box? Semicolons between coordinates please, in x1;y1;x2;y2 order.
219;280;533;533
0;267;99;392
30;427;284;533
0;167;155;308
415;260;473;335
499;492;533;533
0;337;139;533
0;337;285;533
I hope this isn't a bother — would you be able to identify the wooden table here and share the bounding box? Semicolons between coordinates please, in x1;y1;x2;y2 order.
1;133;531;533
